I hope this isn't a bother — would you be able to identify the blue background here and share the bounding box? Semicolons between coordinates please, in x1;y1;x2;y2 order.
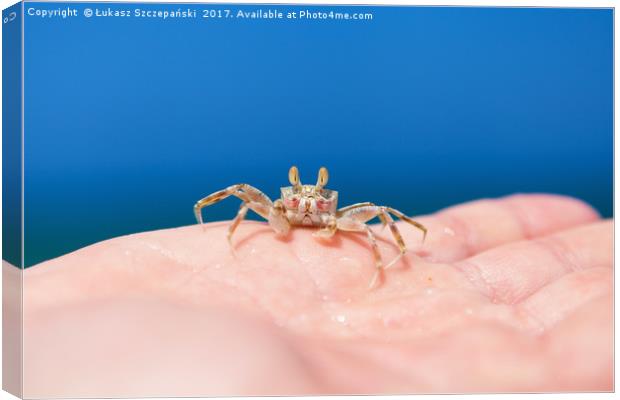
23;3;613;267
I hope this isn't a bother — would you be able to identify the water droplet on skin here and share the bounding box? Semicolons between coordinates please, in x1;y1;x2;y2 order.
334;315;347;324
425;288;434;296
444;227;455;236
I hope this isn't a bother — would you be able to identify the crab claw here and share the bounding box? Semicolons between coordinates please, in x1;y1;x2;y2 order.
313;228;335;239
313;216;337;239
268;200;291;235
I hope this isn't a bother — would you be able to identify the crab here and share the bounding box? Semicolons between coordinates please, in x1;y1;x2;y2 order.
194;166;427;287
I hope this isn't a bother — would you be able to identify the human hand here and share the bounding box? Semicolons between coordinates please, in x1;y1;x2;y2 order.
21;194;612;397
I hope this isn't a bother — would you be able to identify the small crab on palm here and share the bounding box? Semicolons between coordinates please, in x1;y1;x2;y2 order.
194;166;427;287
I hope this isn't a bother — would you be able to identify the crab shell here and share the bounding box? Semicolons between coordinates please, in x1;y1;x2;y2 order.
280;185;339;227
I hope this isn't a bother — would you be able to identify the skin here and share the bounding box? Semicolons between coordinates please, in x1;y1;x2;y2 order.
16;194;612;397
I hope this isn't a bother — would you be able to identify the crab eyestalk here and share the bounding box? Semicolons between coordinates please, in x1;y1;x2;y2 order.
289;165;301;191
316;166;329;191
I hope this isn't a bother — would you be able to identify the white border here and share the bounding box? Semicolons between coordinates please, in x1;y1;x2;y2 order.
0;1;615;400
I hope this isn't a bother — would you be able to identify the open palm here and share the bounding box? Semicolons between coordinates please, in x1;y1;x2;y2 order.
21;194;612;397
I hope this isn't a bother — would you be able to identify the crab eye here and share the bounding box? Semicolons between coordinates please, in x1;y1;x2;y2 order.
316;198;331;211
284;196;300;209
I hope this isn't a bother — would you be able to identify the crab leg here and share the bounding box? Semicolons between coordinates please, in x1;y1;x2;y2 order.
379;210;407;269
384;207;428;243
336;204;427;274
227;201;274;247
377;206;427;267
340;204;426;244
338;205;404;271
336;202;375;215
363;225;383;289
337;202;388;227
227;203;249;247
194;183;272;225
334;215;384;288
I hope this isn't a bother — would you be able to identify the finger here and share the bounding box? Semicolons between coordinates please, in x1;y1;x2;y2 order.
302;323;551;393
544;295;613;391
518;267;612;331
393;194;599;263
453;220;612;305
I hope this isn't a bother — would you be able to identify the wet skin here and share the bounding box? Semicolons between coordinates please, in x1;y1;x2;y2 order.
19;194;612;397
